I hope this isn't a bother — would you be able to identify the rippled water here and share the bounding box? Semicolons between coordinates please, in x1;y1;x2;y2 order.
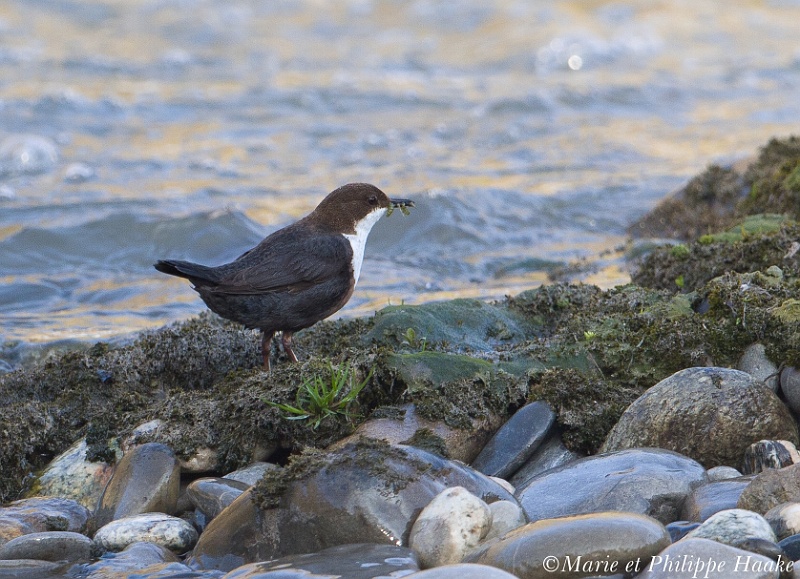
2;0;800;369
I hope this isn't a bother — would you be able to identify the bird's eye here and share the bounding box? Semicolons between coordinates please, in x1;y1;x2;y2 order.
368;195;378;205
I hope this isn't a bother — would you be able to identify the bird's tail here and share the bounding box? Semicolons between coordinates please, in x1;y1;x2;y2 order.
154;259;219;284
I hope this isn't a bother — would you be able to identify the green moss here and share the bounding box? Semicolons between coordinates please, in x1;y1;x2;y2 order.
633;218;800;293
773;298;800;323
670;244;690;259
737;136;800;218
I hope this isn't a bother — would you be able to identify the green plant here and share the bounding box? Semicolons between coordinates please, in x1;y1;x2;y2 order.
401;327;428;351
266;363;373;429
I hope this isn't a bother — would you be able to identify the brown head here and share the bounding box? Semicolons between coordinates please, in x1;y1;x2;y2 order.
308;183;413;234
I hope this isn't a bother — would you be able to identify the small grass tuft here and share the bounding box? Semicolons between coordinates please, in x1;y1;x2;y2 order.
266;362;373;429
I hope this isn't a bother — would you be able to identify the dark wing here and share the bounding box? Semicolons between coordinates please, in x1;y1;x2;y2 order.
205;229;352;295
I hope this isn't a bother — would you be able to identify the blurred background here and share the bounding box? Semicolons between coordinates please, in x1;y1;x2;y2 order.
1;0;800;369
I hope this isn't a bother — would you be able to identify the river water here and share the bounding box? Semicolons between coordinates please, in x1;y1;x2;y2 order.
1;0;800;370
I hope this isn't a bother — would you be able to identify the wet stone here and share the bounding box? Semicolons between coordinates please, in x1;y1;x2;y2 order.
508;427;581;489
0;497;90;539
764;502;800;541
738;342;780;392
743;440;799;475
738;463;800;514
469;511;670;579
0;517;34;547
190;441;515;571
603;367;798;468
471;401;555;479
637;537;782;578
0;559;66;579
516;447;706;524
707;465;744;481
686;508;776;546
93;512;198;554
779;366;800;415
188;477;250;523
0;530;93;562
219;543;418;579
94;442;181;530
76;541;180;576
402;563;519;578
666;520;701;542
330;403;501;463
29;438;117;510
485;499;527;541
681;478;750;522
408;486;492;568
223;462;280;487
778;533;800;560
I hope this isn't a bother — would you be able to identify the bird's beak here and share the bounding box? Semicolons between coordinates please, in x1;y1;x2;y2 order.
390;198;415;208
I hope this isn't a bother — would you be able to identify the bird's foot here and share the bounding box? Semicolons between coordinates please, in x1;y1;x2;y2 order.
261;331;275;371
282;331;299;363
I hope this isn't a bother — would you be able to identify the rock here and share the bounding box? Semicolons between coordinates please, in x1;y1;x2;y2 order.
364;298;536;352
0;517;33;546
403;563;519;578
93;442;181;530
224;462;279;486
189;441;515;571
508;427;582;488
686;508;776;546
409;487;492;568
0;497;90;543
637;537;784;578
0;530;93;562
179;446;218;473
666;520;701;541
738;464;800;514
484;500;527;541
28;438;117;510
743;440;799;475
470;401;555;479
185;488;271;571
0;559;65;578
765;503;800;541
187;477;250;522
488;477;515;495
708;466;744;481
778;533;800;560
93;512;198;554
516;447;706;524
602;367;798;468
779;366;800;414
78;541;180;575
219;543;419;578
681;478;751;521
730;538;793;579
330;403;500;463
469;512;670;578
738;343;780;392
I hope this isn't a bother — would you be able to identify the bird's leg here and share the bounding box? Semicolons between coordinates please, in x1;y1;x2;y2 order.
281;331;299;363
261;330;275;370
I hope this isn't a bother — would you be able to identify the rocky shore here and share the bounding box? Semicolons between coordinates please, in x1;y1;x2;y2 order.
1;135;800;578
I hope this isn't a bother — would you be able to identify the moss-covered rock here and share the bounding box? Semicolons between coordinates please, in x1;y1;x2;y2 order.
365;298;539;352
632;218;800;292
629;135;800;241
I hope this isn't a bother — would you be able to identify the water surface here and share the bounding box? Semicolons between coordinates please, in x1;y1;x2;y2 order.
2;0;800;369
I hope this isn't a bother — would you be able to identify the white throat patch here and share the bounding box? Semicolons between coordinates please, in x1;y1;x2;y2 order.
343;207;386;285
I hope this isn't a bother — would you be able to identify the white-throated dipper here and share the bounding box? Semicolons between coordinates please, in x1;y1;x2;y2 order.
154;183;413;370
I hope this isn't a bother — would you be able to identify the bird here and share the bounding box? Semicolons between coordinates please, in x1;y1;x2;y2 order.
154;183;414;370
